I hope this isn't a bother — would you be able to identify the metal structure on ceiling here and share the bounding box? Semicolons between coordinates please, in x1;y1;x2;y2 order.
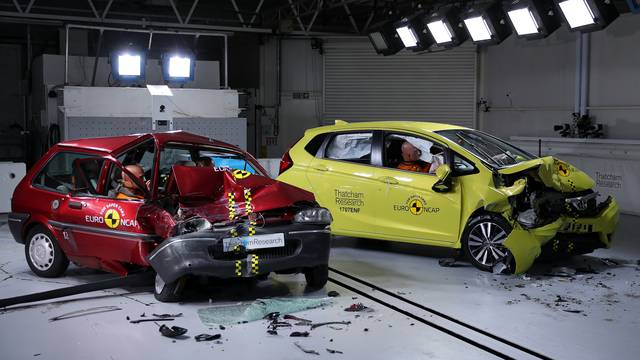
0;0;427;36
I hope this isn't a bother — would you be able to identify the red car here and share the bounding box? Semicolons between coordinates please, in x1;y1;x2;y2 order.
9;131;331;301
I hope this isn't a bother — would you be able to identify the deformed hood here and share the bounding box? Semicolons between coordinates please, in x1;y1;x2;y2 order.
497;156;595;193
171;165;315;211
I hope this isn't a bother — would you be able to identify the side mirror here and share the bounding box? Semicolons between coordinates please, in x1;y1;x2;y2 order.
432;164;453;193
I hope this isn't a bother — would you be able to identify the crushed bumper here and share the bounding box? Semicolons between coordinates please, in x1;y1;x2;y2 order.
147;223;331;284
504;198;619;274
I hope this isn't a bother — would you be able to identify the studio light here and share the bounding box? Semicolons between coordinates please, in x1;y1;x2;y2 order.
462;2;512;45
367;24;404;56
425;5;467;48
503;0;561;39
394;12;434;52
553;0;619;32
111;49;146;82
162;52;196;82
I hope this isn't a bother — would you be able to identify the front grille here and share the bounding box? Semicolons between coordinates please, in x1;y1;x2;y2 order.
208;238;301;261
565;195;612;218
252;239;300;260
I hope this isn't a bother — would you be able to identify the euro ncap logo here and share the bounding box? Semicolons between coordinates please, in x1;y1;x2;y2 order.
232;169;251;180
104;209;121;229
409;199;424;215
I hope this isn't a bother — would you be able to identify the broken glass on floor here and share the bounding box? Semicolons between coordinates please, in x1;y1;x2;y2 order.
197;297;334;326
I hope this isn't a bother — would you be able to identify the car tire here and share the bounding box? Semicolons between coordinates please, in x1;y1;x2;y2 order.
153;274;186;302
304;264;328;290
461;213;513;272
24;225;69;278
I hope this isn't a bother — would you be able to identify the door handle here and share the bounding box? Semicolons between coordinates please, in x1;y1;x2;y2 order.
378;176;398;185
311;164;328;172
68;201;83;210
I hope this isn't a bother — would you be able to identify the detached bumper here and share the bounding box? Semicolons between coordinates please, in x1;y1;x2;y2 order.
504;198;619;274
147;223;331;284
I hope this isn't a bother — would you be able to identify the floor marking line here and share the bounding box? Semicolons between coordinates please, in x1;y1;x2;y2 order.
329;266;553;360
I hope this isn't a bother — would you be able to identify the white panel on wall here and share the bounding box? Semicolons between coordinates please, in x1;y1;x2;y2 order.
323;38;477;128
479;14;640;140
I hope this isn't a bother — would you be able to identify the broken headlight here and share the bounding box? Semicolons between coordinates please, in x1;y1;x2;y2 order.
294;208;332;225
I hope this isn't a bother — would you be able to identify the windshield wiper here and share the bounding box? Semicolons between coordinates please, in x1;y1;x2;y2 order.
456;133;502;167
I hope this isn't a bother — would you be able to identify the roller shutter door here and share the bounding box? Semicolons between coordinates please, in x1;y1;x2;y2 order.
323;38;477;128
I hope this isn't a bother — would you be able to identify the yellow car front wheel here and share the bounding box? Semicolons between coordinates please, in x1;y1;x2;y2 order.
462;214;513;272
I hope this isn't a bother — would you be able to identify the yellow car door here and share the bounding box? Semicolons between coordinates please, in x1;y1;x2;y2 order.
375;132;462;245
306;131;381;237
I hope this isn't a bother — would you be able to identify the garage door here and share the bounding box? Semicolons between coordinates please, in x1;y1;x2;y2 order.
323;38;477;128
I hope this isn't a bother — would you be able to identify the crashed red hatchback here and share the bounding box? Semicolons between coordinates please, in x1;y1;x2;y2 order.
9;131;331;301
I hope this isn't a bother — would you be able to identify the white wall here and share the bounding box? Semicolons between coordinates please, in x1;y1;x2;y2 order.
479;13;640;140
259;38;322;158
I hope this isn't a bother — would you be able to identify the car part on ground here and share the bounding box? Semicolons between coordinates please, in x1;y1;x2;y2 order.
0;271;154;308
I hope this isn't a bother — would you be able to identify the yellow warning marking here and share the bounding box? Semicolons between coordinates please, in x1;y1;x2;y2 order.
104;209;121;229
409;199;424;216
235;260;242;276
244;188;253;215
227;192;236;220
558;163;570;177
250;254;259;275
233;170;251;180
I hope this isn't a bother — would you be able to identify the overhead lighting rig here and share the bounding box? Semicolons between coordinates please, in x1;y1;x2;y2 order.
553;0;619;32
110;46;146;83
462;2;512;45
394;9;435;52
503;0;561;39
425;5;468;48
162;52;196;83
368;23;405;56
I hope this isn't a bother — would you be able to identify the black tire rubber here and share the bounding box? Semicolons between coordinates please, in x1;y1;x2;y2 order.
153;274;186;302
461;213;513;272
304;264;328;290
24;225;69;278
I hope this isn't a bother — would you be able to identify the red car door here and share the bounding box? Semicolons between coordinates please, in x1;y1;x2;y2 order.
49;158;157;273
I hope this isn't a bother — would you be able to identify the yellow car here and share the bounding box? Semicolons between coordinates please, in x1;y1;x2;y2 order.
277;121;619;274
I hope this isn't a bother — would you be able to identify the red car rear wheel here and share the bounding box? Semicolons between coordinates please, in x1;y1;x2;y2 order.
25;225;69;278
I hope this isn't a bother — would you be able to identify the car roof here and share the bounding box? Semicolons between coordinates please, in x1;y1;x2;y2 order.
306;120;468;136
56;131;241;155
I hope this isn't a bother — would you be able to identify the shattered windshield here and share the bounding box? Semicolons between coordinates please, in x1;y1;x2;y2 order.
436;129;535;168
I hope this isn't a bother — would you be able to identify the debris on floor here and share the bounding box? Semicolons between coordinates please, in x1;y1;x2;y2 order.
197;297;334;326
294;342;319;355
344;303;371;312
327;290;340;297
492;262;509;275
194;333;221;342
153;313;183;318
130;318;175;324
284;314;312;323
326;348;344;354
310;321;352;330
290;331;310;337
547;267;577;277
438;258;457;267
48;306;122;322
158;325;188;338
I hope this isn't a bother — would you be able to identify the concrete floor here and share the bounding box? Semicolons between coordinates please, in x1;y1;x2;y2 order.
0;215;639;359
